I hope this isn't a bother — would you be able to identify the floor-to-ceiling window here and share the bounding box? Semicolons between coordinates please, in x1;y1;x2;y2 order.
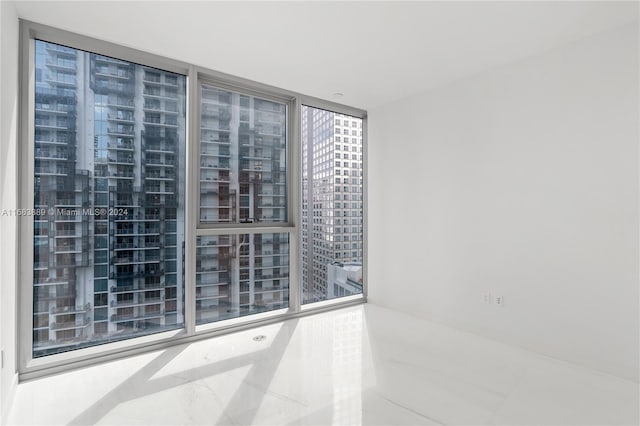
196;84;290;325
20;21;366;378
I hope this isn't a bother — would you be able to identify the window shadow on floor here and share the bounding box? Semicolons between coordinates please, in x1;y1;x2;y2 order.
68;318;299;425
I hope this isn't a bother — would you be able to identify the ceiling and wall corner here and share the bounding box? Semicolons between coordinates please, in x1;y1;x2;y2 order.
10;1;639;110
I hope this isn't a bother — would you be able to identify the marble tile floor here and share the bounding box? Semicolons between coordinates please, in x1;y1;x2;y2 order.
7;304;639;425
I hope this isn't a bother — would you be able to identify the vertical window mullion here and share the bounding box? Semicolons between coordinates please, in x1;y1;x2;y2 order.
287;100;302;314
19;33;37;371
184;66;199;336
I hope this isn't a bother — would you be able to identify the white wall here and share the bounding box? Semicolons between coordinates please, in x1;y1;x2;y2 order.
0;0;20;423
368;23;639;382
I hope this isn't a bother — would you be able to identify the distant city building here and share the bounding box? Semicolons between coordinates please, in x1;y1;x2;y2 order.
302;107;364;303
327;262;363;299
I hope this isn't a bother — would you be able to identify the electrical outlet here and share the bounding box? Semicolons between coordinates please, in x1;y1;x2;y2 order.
483;293;492;304
495;296;504;307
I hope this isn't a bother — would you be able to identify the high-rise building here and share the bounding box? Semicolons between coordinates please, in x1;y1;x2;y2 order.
32;39;291;357
302;106;364;303
33;41;187;356
327;262;364;300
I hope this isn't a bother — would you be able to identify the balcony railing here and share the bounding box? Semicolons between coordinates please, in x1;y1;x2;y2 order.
50;302;91;315
110;297;164;308
110;282;165;293
110;311;165;322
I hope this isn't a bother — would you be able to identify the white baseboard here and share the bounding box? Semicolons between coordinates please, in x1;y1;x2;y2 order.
1;373;18;426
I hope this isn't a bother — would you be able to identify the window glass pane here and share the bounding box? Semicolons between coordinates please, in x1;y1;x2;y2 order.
33;40;186;357
196;233;289;325
302;106;363;304
199;85;287;224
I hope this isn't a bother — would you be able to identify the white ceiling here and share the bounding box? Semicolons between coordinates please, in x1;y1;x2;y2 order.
13;1;639;110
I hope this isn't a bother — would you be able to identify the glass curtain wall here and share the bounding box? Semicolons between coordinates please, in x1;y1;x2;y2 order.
32;40;187;357
27;34;363;363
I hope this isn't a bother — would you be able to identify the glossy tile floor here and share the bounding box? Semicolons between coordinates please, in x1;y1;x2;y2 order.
7;304;639;425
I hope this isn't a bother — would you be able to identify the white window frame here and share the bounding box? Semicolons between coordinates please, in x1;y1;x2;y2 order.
17;20;367;381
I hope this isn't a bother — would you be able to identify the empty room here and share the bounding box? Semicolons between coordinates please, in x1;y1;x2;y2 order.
0;1;638;425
